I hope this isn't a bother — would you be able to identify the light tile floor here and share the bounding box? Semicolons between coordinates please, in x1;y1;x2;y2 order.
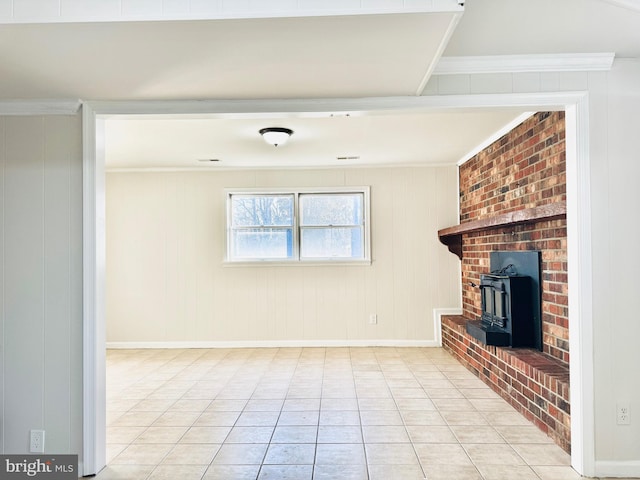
96;347;597;480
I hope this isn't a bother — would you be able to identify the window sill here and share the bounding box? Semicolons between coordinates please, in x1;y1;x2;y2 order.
222;259;372;267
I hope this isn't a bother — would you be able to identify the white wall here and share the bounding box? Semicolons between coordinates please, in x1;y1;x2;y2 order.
590;59;640;467
106;166;461;345
0;115;83;455
427;59;640;471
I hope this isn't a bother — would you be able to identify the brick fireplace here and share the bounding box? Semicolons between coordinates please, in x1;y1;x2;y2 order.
439;112;571;452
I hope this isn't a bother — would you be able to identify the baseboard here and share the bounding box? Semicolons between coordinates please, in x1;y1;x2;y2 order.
594;460;640;477
106;339;441;349
433;307;463;346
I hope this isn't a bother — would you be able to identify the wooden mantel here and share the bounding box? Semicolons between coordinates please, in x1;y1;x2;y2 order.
438;202;567;259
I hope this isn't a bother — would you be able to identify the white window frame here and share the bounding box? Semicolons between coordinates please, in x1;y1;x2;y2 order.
225;186;371;265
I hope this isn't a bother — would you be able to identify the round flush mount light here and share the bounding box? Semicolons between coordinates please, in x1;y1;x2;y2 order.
259;127;293;147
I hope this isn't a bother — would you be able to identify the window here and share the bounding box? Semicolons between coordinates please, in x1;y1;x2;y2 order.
299;193;364;260
229;194;294;260
227;187;370;263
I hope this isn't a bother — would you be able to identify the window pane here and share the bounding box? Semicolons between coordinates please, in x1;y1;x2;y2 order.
300;227;363;259
232;228;293;259
231;195;294;227
227;188;369;263
299;194;363;226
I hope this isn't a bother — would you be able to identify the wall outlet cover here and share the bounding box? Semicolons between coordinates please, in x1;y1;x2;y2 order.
616;403;631;425
30;430;45;453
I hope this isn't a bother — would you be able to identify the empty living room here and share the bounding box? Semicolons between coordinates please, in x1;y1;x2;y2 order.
1;1;639;479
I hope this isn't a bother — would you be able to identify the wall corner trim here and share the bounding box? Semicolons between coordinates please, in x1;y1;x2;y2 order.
433;53;615;75
82;103;106;477
433;308;463;346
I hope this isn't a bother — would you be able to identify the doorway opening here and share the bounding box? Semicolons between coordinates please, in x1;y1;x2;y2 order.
82;93;593;476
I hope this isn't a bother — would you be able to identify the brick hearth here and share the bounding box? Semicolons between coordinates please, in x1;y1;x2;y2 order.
440;111;571;452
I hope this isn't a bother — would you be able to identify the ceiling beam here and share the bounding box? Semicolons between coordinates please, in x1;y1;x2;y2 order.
0;0;463;25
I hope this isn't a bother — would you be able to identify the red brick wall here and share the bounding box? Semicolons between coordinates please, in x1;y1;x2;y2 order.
441;112;571;453
459;112;568;364
442;315;571;452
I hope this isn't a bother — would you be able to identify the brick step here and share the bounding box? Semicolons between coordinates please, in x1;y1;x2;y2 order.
442;314;570;453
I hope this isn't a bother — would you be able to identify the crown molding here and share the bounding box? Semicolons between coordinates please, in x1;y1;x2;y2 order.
433;53;615;75
0;100;81;115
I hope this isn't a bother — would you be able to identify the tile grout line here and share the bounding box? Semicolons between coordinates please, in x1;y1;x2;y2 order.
102;347;575;480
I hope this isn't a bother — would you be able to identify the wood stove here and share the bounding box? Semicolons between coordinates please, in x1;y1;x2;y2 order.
466;251;542;350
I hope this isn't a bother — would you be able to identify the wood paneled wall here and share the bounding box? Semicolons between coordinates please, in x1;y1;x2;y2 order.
106;166;461;345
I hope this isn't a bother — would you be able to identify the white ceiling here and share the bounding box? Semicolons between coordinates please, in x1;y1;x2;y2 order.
105;110;529;169
443;0;640;58
2;0;639;169
0;12;459;100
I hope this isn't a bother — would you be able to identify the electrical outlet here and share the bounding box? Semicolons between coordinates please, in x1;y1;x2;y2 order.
369;314;377;325
617;403;630;425
30;430;45;453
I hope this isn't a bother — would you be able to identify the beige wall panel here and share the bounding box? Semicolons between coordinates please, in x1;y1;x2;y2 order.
106;166;460;344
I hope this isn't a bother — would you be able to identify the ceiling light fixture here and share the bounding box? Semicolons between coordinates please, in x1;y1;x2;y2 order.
259;127;293;147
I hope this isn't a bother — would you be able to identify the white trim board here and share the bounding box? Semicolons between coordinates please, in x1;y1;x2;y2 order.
105;161;472;173
565;95;595;476
595;461;640;478
433;308;463;346
0;2;463;25
434;53;615;75
82;103;107;477
86;93;582;116
0;100;81;115
83;91;594;477
106;340;441;349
